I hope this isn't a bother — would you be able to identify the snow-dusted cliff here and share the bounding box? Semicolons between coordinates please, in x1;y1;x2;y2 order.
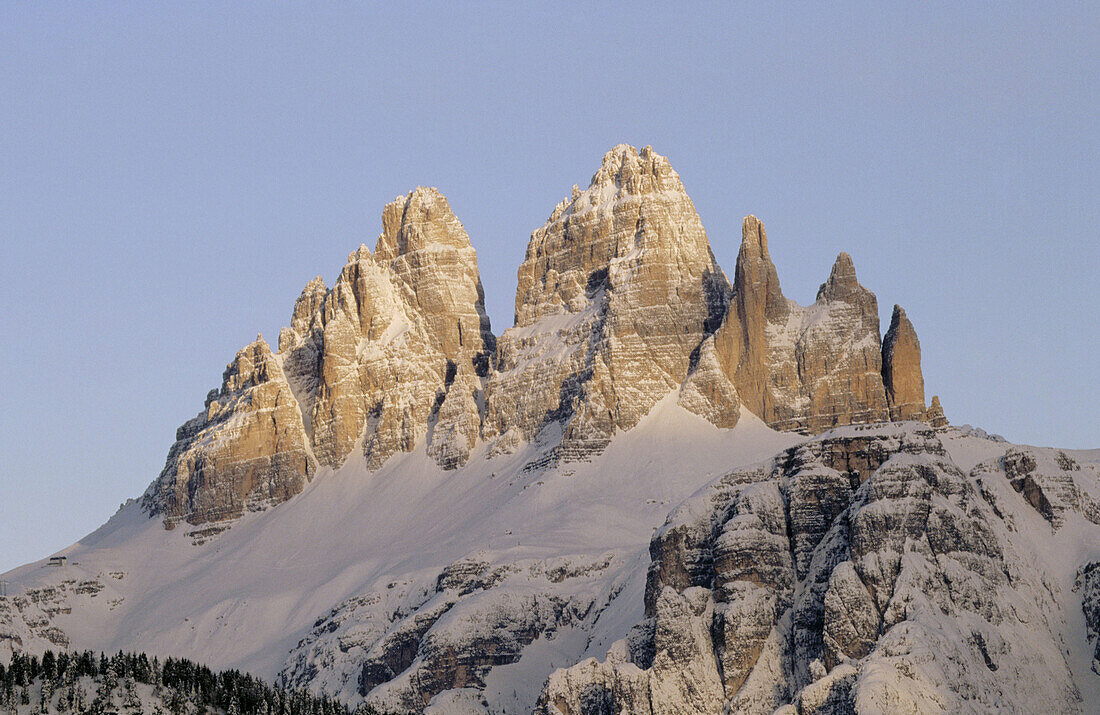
3;146;1097;714
5;410;1100;713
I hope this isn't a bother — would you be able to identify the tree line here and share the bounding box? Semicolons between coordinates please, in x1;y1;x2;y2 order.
0;649;397;714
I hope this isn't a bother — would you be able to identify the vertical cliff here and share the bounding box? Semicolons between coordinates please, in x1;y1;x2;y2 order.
484;145;734;459
145;188;495;525
145;146;946;528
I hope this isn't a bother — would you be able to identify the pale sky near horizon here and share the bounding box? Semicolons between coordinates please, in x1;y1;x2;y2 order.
1;3;1097;573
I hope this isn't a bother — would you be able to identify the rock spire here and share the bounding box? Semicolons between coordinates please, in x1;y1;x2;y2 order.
146;187;495;526
145;146;946;527
882;304;928;421
715;227;892;433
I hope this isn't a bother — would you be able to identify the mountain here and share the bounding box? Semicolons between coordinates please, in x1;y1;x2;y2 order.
2;145;1098;714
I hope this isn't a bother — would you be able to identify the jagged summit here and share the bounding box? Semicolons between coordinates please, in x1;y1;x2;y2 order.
883;303;928;422
515;144;718;326
588;143;686;195
145;185;495;525
142;334;314;527
817;251;862;302
144;145;944;528
491;144;731;461
735;214;787;319
543;145;689;229
718;216;892;433
11;146;1100;715
375;186;495;363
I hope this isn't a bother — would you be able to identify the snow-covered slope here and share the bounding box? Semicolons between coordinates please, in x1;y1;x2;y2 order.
1;398;799;711
4;401;1100;713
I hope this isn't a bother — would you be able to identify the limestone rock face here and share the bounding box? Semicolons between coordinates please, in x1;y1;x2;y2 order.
147;188;494;525
676;336;740;429
785;251;890;431
728;215;787;419
926;394;948;428
999;447;1100;528
882;304;927;421
375;188;496;371
1076;562;1100;675
484;145;734;458
717;226;891;434
146;146;951;528
278;187;494;473
143;337;314;527
538;425;1087;714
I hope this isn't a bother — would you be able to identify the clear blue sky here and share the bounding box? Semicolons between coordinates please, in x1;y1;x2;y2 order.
1;3;1097;573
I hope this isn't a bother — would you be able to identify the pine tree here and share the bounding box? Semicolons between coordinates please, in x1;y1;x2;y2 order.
124;677;142;708
39;674;53;712
41;651;56;684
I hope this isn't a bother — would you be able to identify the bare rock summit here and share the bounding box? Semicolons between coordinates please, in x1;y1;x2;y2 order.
145;146;945;528
484;144;733;459
146;188;494;525
882;303;929;421
715;222;895;434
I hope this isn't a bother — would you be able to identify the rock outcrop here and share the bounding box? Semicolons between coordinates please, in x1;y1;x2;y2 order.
716;223;894;434
145;145;947;528
1076;562;1100;675
926;394;948;428
997;447;1100;528
146;187;494;525
142;337;315;527
723;215;785;420
882;304;927;421
484;144;733;459
280;552;625;712
538;425;1088;714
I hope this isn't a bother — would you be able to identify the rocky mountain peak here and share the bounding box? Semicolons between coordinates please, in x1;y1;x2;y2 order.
719;218;891;432
280;276;327;351
815;251;880;330
588;143;685;197
148;186;498;526
882;303;927;421
734;215;787;321
816;251;863;303
143;334;314;528
488;144;732;459
374;186;493;365
514;144;718;328
145;145;948;527
222;334;277;392
376;187;469;259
